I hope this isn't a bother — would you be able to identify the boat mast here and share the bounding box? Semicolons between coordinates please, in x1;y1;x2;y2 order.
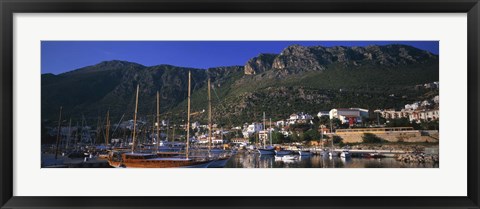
105;109;110;145
320;125;324;148
66;118;71;150
221;128;224;150
172;125;175;142
54;106;63;159
330;118;334;152
263;112;266;148
151;115;155;147
131;84;139;153
95;116;101;145
80;115;84;143
186;71;191;159
269;118;272;146
156;91;160;152
208;78;212;151
74;121;79;148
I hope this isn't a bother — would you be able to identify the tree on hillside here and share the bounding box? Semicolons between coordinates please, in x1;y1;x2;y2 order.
386;118;411;127
271;131;285;144
304;129;320;141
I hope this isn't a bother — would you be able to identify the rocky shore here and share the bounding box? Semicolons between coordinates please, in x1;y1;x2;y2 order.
396;153;439;163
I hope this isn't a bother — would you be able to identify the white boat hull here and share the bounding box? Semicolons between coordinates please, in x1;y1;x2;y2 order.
340;152;351;158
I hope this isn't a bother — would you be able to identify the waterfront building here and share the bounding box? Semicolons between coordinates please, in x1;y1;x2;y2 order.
409;109;439;122
196;134;224;144
379;108;439;122
329;108;369;125
380;109;412;119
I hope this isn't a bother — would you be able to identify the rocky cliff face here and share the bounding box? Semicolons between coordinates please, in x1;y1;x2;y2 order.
243;44;438;75
244;53;277;75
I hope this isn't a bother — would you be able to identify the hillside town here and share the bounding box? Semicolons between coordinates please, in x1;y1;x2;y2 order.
41;42;440;168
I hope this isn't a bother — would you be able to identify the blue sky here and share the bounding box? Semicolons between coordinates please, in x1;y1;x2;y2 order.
41;41;439;75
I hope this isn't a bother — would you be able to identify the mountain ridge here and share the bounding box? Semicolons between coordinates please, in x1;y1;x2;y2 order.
41;44;439;126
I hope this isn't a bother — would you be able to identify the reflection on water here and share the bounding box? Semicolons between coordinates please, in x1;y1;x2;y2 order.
225;152;439;168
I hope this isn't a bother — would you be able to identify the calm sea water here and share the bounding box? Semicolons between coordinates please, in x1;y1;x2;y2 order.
225;152;439;168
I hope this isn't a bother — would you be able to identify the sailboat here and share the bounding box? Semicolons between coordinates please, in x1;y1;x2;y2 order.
328;119;338;158
258;112;275;155
205;78;233;168
108;73;214;168
153;91;180;158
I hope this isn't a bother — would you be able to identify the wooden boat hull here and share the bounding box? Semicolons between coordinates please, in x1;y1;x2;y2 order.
108;161;123;168
122;158;214;168
156;152;181;158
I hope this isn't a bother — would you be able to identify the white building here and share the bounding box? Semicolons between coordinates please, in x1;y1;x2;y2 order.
380;109;413;120
421;100;431;107
329;108;369;125
378;108;439;122
276;120;285;127
286;112;314;125
409;109;439;122
196;134;224;144
242;122;264;138
405;102;420;110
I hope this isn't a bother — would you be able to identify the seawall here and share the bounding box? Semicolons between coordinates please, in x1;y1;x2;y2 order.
335;130;439;143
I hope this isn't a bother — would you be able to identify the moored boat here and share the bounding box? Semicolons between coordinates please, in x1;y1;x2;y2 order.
362;152;385;158
107;73;213;168
258;148;275;155
282;155;297;160
119;153;214;168
275;150;292;156
329;151;339;158
340;150;351;158
298;150;312;156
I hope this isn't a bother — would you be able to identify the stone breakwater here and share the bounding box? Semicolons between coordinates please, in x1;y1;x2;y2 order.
396;154;439;163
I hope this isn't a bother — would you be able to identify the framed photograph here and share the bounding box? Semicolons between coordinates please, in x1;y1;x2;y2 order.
1;0;479;208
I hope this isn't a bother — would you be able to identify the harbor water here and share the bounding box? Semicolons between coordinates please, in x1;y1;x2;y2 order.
224;152;439;168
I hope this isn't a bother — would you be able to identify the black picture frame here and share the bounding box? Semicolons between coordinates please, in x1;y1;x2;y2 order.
1;0;479;208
